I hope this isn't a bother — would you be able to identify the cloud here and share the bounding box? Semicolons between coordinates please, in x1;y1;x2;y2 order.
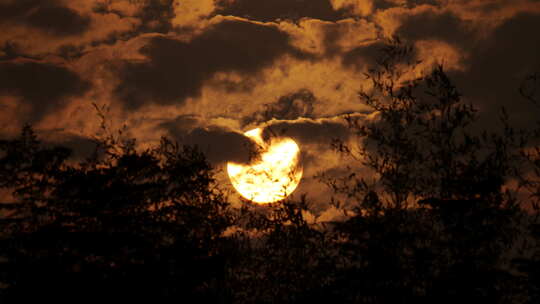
0;60;90;123
321;18;380;56
214;0;350;22
262;117;350;148
342;41;389;71
156;112;358;204
171;0;216;29
0;0;91;36
243;89;316;126
330;0;374;17
0;0;139;58
113;17;309;110
161;116;257;165
1;0;539;209
40;130;97;161
374;3;540;130
396;10;476;46
90;0;176;34
134;0;175;33
445;12;540;129
374;0;440;10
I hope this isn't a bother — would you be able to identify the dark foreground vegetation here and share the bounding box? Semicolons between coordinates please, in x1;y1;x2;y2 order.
2;40;540;303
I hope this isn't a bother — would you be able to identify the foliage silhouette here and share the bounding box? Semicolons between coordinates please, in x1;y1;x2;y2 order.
224;198;336;303
319;37;529;303
513;70;540;303
0;124;233;303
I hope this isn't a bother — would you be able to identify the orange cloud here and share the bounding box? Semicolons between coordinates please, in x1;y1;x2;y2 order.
330;0;374;17
3;0;540;209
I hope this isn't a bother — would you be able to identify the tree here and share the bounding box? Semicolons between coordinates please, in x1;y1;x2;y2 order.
0;123;234;303
321;37;527;302
513;71;540;303
217;194;337;304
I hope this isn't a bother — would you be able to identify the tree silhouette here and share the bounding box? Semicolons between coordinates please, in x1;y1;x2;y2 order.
320;37;528;302
224;197;337;304
513;71;540;303
0;124;234;303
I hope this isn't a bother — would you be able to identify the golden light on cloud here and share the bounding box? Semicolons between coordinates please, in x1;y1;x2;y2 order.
227;128;303;204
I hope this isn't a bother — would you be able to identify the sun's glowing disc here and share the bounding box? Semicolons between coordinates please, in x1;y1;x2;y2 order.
227;128;303;204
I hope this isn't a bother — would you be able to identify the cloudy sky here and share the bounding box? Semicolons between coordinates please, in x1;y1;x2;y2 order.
1;0;539;213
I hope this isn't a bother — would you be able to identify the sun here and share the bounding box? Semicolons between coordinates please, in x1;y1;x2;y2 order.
227;128;303;204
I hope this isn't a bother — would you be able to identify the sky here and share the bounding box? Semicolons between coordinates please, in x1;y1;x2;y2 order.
1;0;539;217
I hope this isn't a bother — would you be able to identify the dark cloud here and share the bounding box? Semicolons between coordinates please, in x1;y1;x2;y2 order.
321;20;378;57
0;0;90;36
373;0;441;10
396;10;475;46
342;41;419;71
262;119;349;147
214;0;349;22
211;76;258;94
390;10;540;129
0;41;40;61
520;73;540;105
261;119;351;171
135;0;175;33
41;131;97;161
372;1;395;10
243;89;316;126
448;13;540;129
87;0;174;50
161;116;257;165
91;1;129;19
91;0;174;34
0;60;90;122
162;116;349;167
160;115;199;132
56;44;88;61
342;42;386;71
57;135;97;161
114;19;308;110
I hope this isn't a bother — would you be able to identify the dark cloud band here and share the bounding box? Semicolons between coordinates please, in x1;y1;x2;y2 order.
0;0;90;36
114;18;310;110
0;60;90;122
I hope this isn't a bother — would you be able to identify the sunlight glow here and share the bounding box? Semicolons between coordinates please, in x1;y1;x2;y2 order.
227;128;303;204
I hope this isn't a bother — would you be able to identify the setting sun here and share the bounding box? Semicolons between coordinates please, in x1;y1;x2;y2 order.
227;128;303;204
